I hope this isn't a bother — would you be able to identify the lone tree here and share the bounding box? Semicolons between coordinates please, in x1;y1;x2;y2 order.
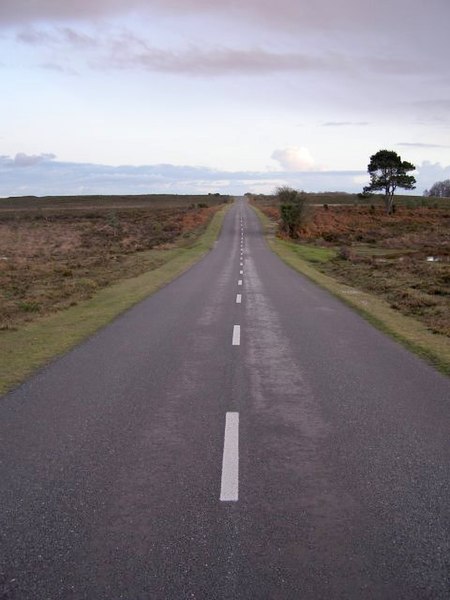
276;186;307;238
363;149;416;214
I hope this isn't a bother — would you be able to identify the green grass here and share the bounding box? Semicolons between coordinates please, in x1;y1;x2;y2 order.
283;243;336;263
351;244;412;258
0;205;230;395
252;205;450;376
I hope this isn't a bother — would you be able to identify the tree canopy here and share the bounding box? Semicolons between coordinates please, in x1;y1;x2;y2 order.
276;186;307;238
363;149;416;214
424;179;450;198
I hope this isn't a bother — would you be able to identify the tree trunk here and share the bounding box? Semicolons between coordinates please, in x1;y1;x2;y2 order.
385;193;394;215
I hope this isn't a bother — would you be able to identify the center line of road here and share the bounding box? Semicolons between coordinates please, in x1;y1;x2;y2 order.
236;294;242;303
240;269;243;274
238;279;242;286
232;325;240;345
220;412;239;502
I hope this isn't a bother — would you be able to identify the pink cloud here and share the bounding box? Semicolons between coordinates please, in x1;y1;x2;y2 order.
1;0;442;36
271;147;316;171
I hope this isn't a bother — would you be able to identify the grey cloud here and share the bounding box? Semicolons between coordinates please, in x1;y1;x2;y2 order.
14;26;347;76
17;26;97;48
0;154;368;196
413;99;450;111
13;153;56;167
398;142;450;149
1;0;128;26
4;155;443;196
416;161;450;191
13;24;432;80
106;46;332;76
60;27;97;47
366;56;428;76
323;121;369;127
16;28;56;44
40;62;79;75
409;99;450;125
103;37;425;79
1;0;445;35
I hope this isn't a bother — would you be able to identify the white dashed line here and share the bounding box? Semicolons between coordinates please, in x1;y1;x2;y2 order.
220;412;239;502
240;269;243;275
238;279;242;286
232;325;241;345
236;294;242;304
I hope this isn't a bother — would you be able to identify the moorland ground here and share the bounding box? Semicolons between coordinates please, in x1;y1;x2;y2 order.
251;194;450;338
0;194;228;331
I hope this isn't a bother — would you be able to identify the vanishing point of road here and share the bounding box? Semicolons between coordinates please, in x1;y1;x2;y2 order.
1;198;449;599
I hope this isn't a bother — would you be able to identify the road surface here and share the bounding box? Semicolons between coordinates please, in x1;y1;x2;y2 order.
1;198;449;599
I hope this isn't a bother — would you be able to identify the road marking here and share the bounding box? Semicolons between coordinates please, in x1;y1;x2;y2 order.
238;279;242;286
220;412;239;502
232;325;240;345
240;262;243;266
236;294;242;303
240;269;243;274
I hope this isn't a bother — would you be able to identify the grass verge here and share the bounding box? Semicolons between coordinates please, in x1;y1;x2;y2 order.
0;205;230;395
252;205;450;376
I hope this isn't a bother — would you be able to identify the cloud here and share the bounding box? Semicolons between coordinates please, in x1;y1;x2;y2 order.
13;153;56;167
17;26;97;48
271;147;316;171
412;99;450;111
410;99;450;124
397;142;450;149
40;62;78;75
1;0;444;36
0;154;367;196
322;121;369;127
16;28;55;44
14;27;348;76
416;161;450;191
105;46;336;76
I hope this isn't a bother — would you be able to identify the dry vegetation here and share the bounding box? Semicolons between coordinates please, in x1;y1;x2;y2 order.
0;195;228;331
252;197;450;337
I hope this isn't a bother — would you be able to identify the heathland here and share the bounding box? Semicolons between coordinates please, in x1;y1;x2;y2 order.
250;192;449;348
0;194;229;332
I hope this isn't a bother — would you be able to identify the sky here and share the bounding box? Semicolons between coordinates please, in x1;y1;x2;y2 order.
1;0;450;197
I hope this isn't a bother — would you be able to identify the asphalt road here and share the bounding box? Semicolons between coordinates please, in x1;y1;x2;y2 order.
1;198;449;599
